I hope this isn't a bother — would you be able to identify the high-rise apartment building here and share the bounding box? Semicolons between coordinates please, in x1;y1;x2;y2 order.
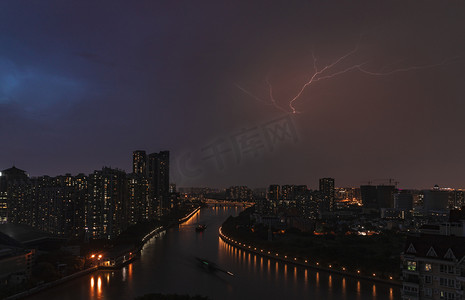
133;150;147;175
1;167;31;225
127;173;149;225
87;167;128;239
2;149;172;240
319;178;335;212
146;151;170;216
377;185;396;208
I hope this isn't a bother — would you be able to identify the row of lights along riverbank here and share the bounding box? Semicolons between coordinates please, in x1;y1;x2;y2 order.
218;227;395;282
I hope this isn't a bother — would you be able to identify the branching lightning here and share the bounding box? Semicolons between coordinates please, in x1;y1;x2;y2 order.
287;46;360;113
356;57;458;76
236;44;458;114
234;83;289;114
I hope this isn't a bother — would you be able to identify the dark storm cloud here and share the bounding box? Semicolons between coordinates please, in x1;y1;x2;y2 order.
1;1;465;189
74;52;116;68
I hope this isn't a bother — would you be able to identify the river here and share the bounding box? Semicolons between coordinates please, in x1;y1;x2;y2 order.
27;206;400;300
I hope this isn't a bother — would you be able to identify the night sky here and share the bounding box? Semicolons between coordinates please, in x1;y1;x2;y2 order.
1;1;465;189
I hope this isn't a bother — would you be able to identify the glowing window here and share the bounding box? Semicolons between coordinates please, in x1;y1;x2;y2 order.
407;261;417;271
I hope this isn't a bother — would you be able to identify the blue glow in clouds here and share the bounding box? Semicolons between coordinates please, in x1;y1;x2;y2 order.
0;57;84;118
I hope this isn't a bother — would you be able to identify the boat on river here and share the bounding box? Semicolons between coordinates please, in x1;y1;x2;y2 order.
195;224;207;232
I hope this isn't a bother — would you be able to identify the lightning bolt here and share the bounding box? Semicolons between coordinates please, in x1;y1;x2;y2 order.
237;44;459;114
288;46;359;113
234;82;289;114
356;57;459;76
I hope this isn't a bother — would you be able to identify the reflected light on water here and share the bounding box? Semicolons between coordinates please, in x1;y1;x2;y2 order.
180;209;201;227
372;284;376;297
106;274;110;284
90;277;94;298
122;267;127;282
284;264;287;282
275;262;279;280
328;275;332;289
357;281;361;294
97;276;102;296
316;272;319;288
128;263;133;278
304;269;308;288
342;278;346;296
389;288;393;300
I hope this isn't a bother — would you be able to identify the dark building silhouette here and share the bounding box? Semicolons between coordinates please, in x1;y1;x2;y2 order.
0;167;30;225
1;149;173;240
157;151;170;199
361;185;378;208
394;190;413;211
268;185;280;203
360;184;396;209
376;185;396;208
147;151;170;216
319;178;335;211
423;185;449;212
225;186;253;201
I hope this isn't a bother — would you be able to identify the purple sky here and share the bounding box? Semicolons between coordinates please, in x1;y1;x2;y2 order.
1;1;465;189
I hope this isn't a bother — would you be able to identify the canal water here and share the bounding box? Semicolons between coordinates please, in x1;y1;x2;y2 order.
27;206;400;300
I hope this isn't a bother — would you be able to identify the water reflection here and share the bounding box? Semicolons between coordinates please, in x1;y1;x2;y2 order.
195;207;399;299
179;209;201;227
122;267;127;282
28;206;400;300
90;277;94;298
275;262;279;280
97;277;102;297
342;278;346;296
316;272;320;288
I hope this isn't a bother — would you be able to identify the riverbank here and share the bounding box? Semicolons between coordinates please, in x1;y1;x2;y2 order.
218;226;401;286
5;206;202;300
219;207;403;286
5;267;98;300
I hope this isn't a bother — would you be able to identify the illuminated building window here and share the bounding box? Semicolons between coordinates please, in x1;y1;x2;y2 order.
424;263;432;272
407;261;417;271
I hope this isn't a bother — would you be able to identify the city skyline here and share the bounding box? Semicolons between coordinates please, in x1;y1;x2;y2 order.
3;2;465;299
1;1;465;189
3;160;465;191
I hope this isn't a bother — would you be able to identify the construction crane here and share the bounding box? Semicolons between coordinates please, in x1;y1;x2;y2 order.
366;178;399;187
